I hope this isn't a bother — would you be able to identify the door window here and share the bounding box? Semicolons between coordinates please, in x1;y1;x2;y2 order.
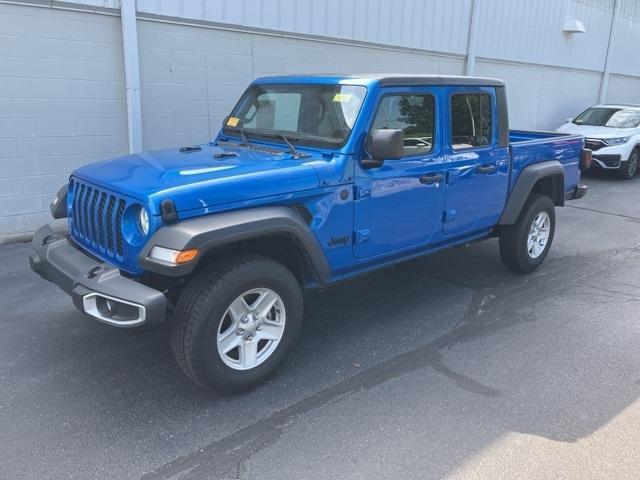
450;94;493;150
371;94;435;156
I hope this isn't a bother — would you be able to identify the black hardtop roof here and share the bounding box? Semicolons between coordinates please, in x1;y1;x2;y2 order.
262;73;505;87
376;74;504;87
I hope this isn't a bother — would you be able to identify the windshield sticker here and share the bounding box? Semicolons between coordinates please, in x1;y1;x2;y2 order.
332;93;353;103
226;117;240;127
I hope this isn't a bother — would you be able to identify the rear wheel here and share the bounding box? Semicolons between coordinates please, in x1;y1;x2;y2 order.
170;254;303;393
499;194;556;273
619;150;639;179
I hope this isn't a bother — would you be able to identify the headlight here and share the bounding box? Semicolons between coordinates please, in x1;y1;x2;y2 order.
605;137;630;146
138;208;149;236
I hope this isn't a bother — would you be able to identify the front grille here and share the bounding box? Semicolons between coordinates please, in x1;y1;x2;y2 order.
70;179;127;258
585;138;607;151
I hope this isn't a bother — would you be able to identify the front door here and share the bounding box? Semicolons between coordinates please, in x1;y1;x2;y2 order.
353;88;445;259
443;87;509;235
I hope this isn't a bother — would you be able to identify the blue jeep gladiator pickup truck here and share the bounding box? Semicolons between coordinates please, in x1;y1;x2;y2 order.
30;74;589;392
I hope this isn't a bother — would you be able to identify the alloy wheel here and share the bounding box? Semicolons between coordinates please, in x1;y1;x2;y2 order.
216;288;286;370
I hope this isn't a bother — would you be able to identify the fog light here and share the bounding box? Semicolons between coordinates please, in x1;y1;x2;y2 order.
105;299;116;316
97;296;118;318
149;246;199;265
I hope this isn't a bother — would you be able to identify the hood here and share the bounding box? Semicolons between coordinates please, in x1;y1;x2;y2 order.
73;143;321;214
556;122;633;138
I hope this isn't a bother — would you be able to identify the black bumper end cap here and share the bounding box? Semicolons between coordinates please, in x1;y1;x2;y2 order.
565;184;588;201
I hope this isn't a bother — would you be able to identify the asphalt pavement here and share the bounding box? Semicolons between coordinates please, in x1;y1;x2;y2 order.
1;171;640;479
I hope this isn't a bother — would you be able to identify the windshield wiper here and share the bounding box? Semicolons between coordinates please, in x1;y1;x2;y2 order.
256;133;310;159
280;135;304;158
225;127;250;146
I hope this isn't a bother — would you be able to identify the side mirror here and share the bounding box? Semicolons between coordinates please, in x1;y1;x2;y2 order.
362;129;404;169
566;117;574;123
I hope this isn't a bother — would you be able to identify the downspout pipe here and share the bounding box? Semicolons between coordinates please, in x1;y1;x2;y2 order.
120;0;143;154
599;0;620;104
466;0;480;76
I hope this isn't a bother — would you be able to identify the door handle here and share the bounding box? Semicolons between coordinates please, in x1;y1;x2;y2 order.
476;164;497;174
419;173;444;185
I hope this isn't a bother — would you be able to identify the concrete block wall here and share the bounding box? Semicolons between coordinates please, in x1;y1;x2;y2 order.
138;20;252;150
0;4;128;240
606;74;640;105
475;60;602;130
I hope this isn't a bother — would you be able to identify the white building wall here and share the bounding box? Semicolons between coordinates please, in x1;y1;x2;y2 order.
129;0;638;75
606;74;640;104
0;0;639;240
474;0;614;72
474;60;602;130
0;3;128;238
135;0;474;55
609;0;640;77
137;19;466;151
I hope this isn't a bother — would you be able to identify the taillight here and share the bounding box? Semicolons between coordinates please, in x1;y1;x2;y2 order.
580;149;592;170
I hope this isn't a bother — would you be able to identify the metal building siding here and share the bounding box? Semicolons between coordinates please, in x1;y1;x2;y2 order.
53;0;640;76
474;0;614;72
610;0;640;77
134;0;473;55
70;0;120;8
112;0;636;75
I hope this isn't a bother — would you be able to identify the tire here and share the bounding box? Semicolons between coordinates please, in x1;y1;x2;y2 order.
619;149;639;180
499;193;556;273
170;253;303;394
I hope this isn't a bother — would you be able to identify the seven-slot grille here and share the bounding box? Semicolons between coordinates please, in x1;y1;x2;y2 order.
71;179;127;257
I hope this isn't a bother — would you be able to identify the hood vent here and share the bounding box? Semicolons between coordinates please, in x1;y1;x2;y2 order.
214;151;239;159
179;146;202;153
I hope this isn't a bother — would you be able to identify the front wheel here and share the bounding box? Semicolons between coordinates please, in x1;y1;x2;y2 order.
170;254;303;393
499;194;556;273
619;150;639;179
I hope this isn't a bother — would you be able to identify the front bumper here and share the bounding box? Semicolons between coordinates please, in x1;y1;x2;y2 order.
29;225;166;328
585;140;634;170
591;154;622;169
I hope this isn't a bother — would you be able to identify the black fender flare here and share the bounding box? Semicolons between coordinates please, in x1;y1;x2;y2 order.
498;160;564;225
50;184;68;219
138;206;331;283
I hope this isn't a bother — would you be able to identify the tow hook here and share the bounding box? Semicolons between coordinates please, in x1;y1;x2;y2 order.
86;266;101;279
42;234;59;246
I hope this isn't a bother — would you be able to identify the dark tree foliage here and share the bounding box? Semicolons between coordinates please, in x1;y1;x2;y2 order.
398;96;434;136
451;94;491;140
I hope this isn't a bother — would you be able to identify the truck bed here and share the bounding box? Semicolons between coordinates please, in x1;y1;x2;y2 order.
508;129;584;195
509;129;573;144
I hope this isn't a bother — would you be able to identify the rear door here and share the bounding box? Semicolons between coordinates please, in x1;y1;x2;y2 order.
353;87;445;258
443;87;509;235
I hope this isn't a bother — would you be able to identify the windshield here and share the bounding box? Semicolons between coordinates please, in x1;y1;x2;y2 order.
222;84;367;148
573;107;640;128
